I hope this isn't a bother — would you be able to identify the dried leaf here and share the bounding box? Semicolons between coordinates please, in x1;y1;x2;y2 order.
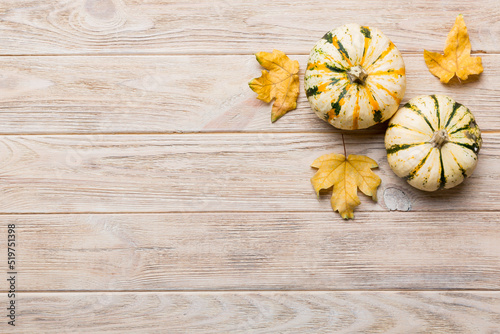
424;14;483;83
249;49;300;122
311;153;381;219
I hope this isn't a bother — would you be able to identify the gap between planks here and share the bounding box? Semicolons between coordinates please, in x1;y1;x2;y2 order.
0;51;493;57
3;289;500;294
0;130;498;136
0;210;499;216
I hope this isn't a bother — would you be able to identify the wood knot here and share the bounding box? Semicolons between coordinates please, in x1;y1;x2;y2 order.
383;187;412;211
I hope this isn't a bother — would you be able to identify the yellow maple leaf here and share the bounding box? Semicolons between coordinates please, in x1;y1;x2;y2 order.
311;154;381;219
249;49;300;122
424;14;483;83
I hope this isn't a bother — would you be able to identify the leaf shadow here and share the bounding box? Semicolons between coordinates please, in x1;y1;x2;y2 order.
445;73;483;85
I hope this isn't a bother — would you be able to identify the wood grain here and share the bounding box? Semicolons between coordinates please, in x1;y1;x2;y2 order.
0;0;499;55
1;54;499;134
0;133;497;213
3;291;500;333
0;212;499;290
1;1;500;331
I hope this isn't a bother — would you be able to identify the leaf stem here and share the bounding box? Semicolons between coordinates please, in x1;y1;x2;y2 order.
342;133;346;157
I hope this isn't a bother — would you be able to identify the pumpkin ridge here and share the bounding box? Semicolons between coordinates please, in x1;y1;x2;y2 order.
448;121;476;135
321;51;348;70
449;142;480;155
325;64;346;73
438;150;447;189
331;36;353;66
445;102;463;128
352;86;360;129
405;103;435;132
387;123;429;136
447;110;470;133
449;150;469;179
316;77;344;95
367;84;391;123
328;84;350;118
360;26;372;65
405;149;432;181
307;61;346;73
366;89;381;123
372;81;400;103
366;41;395;71
431;95;441;129
368;68;405;76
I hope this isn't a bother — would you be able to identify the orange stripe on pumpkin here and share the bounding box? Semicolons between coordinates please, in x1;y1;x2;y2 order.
327;85;350;121
369;68;405;76
316;81;331;94
367;42;395;70
360;37;371;66
306;61;343;73
331;36;353;67
352;88;360;129
366;88;380;111
373;82;400;103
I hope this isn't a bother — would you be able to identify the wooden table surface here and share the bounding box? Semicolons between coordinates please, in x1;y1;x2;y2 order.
1;0;500;332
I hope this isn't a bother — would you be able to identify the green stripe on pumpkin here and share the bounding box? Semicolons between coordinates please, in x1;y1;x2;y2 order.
439;150;447;189
306;86;319;98
329;85;349;117
449;118;477;135
369;42;394;68
451;142;480;155
449;151;468;179
325;64;346;73
388;123;426;134
335;39;351;64
360;26;371;39
373;109;382;123
386;143;425;155
447;111;471;134
431;95;440;129
322;31;333;44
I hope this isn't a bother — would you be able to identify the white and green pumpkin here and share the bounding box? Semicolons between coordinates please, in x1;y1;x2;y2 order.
385;95;482;191
305;24;406;130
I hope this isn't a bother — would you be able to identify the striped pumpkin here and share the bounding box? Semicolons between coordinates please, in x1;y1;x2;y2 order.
385;95;482;191
305;24;406;130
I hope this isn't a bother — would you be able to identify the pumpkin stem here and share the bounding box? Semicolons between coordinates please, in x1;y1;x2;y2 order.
429;129;449;148
347;65;368;84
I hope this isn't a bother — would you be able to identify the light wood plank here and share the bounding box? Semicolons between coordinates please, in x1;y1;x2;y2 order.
0;0;499;55
0;133;498;213
1;54;499;133
3;291;500;333
0;212;499;290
